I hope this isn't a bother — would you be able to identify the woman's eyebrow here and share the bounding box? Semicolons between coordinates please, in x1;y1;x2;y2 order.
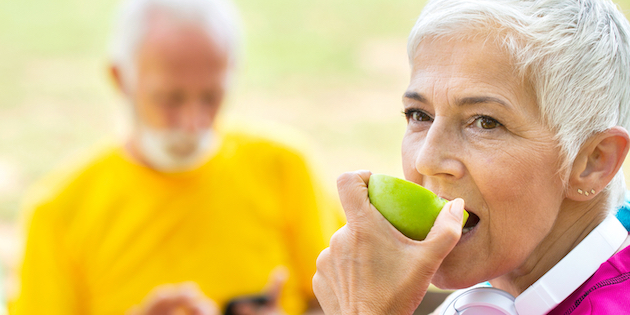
403;92;511;110
403;91;427;103
457;96;511;109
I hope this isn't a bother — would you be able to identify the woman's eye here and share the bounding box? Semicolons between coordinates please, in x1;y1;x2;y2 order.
405;110;433;122
473;116;502;129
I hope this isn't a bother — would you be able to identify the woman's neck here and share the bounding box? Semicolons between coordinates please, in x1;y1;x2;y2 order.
489;196;610;297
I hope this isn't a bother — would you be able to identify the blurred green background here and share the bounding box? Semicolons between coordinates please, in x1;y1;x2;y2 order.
3;0;630;229
0;0;427;223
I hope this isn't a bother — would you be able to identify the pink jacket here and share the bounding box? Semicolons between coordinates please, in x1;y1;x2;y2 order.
548;236;630;315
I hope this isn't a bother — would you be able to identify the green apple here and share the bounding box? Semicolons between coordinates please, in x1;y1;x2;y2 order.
367;174;469;241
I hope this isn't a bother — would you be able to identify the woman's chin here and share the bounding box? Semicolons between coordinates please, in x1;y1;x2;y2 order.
431;270;482;290
431;249;489;290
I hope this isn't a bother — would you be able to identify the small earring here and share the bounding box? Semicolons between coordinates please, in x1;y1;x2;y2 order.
591;189;596;194
585;191;590;196
577;188;583;195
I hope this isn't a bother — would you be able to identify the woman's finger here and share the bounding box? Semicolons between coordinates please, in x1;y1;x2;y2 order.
313;248;341;315
313;186;468;315
422;198;465;262
336;170;372;228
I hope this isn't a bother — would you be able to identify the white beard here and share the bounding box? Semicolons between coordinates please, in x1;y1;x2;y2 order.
137;124;217;173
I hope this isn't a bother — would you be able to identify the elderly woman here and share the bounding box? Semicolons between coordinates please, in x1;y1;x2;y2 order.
313;0;630;314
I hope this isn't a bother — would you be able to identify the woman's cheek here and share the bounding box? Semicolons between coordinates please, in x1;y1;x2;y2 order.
474;151;558;252
401;134;422;180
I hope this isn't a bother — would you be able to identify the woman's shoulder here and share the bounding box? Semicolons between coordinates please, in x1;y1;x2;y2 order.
550;239;630;315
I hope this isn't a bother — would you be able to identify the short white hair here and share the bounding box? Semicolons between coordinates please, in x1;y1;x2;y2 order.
408;0;630;210
109;0;241;86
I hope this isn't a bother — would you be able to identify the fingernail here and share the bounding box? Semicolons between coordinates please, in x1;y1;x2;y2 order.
450;198;464;220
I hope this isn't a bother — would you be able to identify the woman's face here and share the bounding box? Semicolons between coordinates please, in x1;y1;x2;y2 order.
402;36;566;289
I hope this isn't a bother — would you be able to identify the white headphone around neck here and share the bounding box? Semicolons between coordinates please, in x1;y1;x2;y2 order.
440;215;628;315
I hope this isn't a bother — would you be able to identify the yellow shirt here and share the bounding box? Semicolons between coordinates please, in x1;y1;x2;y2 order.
13;125;343;315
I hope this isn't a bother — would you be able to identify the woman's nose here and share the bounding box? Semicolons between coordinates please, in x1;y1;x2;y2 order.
414;121;465;180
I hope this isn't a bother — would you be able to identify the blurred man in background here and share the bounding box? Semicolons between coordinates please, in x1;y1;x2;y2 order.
12;0;342;314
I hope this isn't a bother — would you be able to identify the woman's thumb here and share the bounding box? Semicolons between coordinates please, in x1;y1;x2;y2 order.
422;198;465;262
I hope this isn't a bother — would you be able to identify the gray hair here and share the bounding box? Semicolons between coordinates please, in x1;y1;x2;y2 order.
408;0;630;210
109;0;241;87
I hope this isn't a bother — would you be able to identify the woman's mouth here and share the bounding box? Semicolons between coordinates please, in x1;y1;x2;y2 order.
462;210;480;234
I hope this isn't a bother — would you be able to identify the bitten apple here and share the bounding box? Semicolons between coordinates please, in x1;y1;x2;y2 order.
367;174;469;241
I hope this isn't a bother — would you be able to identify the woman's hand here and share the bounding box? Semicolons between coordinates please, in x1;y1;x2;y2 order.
312;171;466;315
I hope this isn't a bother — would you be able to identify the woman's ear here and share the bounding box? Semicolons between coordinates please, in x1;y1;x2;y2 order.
568;126;630;200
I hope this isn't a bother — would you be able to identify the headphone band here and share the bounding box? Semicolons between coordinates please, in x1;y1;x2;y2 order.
441;215;628;315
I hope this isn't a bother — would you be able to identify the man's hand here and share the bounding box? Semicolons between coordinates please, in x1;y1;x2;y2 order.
127;282;219;315
312;171;466;315
224;267;288;315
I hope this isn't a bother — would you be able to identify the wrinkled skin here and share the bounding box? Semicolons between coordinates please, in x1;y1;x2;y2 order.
313;171;466;315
